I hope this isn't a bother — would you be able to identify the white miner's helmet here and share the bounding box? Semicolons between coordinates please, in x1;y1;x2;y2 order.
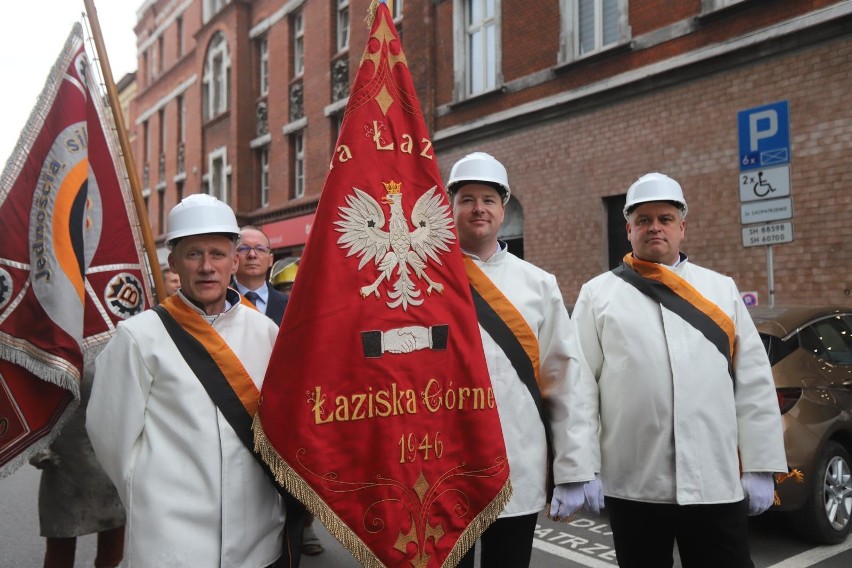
446;152;511;205
166;194;240;248
623;172;688;220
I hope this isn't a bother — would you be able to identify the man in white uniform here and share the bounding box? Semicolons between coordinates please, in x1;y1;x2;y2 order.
87;194;285;568
448;152;600;568
568;173;787;567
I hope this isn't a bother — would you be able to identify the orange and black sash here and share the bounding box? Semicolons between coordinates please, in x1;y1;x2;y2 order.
613;254;736;381
463;255;550;444
155;293;261;419
153;293;305;568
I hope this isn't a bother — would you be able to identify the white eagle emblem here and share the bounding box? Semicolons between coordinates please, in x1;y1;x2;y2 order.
335;181;456;310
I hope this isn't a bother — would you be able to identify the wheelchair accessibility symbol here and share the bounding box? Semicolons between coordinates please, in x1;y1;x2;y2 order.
752;172;776;197
739;165;790;203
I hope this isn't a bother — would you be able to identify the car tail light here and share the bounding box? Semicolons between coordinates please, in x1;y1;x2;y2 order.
776;387;802;414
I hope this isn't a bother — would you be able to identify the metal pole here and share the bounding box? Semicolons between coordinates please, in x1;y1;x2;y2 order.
83;0;166;304
767;245;775;308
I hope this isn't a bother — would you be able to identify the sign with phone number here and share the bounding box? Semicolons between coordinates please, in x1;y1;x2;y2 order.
741;221;793;247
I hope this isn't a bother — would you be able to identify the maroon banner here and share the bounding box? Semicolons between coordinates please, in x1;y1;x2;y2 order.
0;23;151;475
254;3;510;566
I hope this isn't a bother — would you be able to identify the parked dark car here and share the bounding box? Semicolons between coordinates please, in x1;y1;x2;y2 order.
749;306;852;543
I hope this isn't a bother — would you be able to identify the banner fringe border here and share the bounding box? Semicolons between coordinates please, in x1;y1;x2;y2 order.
444;475;512;568
253;414;512;567
0;345;81;399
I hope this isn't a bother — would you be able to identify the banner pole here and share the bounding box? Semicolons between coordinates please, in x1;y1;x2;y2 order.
82;0;166;304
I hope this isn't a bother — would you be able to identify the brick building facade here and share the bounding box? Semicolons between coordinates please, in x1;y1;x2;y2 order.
129;0;852;306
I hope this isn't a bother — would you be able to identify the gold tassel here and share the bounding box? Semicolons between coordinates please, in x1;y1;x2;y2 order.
366;0;380;29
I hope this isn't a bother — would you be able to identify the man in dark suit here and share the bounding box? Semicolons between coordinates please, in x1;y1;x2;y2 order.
233;226;288;324
234;225;324;558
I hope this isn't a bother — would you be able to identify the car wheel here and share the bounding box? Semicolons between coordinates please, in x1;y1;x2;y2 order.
790;441;852;544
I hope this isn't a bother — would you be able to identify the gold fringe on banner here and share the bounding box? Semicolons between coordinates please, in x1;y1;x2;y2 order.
253;414;512;567
443;479;512;568
253;414;385;567
366;0;381;29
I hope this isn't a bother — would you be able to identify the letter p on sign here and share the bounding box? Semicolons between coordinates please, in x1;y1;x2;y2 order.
749;110;777;152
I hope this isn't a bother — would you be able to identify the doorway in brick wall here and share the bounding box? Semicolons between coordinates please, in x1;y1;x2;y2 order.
605;194;630;269
499;196;524;259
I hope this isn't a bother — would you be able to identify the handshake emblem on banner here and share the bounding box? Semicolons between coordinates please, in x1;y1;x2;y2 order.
361;324;449;357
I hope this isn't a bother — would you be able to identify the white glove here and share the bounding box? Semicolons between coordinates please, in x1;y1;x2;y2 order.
550;483;584;520
550;475;605;519
741;472;775;516
583;474;604;515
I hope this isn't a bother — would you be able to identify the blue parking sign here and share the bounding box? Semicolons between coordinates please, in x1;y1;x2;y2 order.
738;101;790;171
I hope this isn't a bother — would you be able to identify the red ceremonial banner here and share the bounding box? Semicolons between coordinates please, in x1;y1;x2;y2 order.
0;24;152;476
254;3;511;566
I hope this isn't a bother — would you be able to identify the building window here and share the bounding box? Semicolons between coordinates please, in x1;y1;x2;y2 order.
158;35;165;74
176;95;186;144
203;32;231;120
579;0;618;55
208;148;230;203
157;187;166;235
560;0;629;64
256;101;269;136
292;11;304;78
457;0;500;98
142;51;149;87
259;147;270;208
203;0;229;23
289;82;304;122
142;120;150;164
142;119;150;189
176;16;184;58
158;108;166;182
158;108;166;155
336;0;350;53
175;95;186;174
331;57;349;102
259;37;269;96
176;95;186;174
148;45;159;84
292;132;305;199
